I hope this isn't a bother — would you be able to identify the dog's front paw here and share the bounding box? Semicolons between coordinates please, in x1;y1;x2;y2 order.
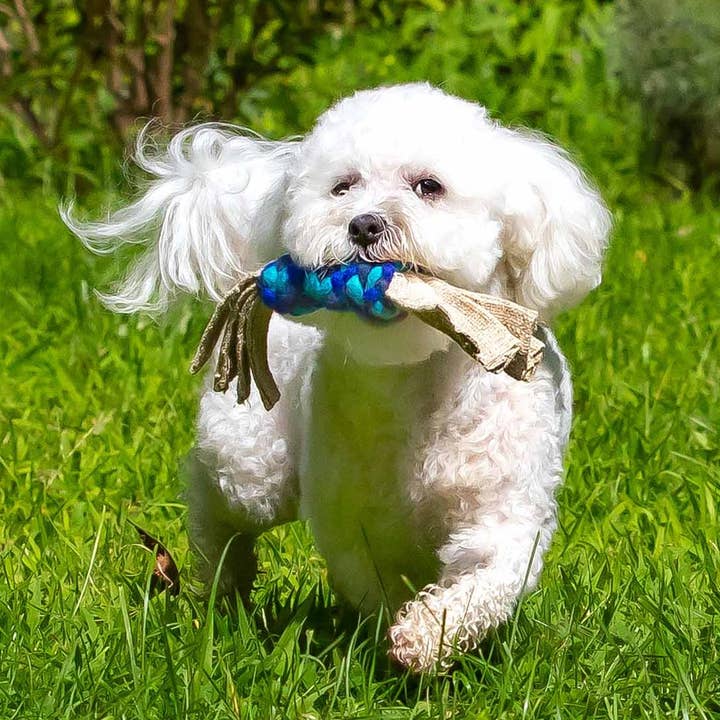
388;586;474;673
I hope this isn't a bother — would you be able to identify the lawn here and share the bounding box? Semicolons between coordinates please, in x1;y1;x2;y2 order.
1;183;718;718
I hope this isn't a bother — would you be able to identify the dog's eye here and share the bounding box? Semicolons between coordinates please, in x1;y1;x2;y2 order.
413;178;443;199
331;181;353;197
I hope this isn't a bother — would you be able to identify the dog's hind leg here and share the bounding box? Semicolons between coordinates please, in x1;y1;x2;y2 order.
187;316;321;599
186;441;290;600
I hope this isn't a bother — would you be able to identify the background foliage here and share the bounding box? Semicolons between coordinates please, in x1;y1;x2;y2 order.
2;0;720;194
1;1;718;718
610;0;720;187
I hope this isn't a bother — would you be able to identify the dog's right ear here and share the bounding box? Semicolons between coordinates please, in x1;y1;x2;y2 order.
62;124;297;314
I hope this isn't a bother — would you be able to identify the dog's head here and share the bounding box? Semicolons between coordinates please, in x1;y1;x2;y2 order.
66;83;609;330
285;84;610;320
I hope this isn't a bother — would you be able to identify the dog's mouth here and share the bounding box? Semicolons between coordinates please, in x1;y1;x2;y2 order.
342;219;429;274
316;246;433;285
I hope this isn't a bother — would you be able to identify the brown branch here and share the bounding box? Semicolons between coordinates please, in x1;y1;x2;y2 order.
50;54;85;147
126;5;151;122
83;4;148;141
12;0;39;60
109;43;150;140
152;0;176;123
176;0;212;123
0;25;11;77
9;97;50;147
344;0;355;26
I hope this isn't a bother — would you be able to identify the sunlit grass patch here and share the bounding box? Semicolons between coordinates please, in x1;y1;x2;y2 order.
0;189;718;718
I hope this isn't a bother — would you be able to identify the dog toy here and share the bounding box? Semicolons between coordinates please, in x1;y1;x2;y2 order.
190;254;545;410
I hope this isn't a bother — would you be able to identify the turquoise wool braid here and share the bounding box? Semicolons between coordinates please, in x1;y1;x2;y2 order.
257;254;403;321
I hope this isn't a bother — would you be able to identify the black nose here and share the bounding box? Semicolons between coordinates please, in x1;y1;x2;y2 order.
348;214;386;247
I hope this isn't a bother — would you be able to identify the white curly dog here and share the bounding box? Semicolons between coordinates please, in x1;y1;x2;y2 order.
66;83;610;672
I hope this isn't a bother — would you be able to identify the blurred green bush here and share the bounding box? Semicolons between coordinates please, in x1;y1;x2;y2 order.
2;0;401;191
245;0;637;196
609;0;720;188
0;1;716;194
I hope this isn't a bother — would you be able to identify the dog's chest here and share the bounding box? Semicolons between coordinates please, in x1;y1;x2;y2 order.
299;344;442;612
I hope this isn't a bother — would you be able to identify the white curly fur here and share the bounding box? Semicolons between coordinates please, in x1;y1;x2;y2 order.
66;83;610;672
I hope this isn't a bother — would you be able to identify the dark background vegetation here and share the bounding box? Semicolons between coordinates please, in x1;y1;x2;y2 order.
1;0;719;194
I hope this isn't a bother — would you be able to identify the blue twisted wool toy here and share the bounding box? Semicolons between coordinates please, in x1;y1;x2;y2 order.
191;253;544;410
257;254;403;321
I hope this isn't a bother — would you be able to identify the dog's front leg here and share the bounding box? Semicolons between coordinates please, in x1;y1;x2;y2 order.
388;517;554;672
388;351;570;672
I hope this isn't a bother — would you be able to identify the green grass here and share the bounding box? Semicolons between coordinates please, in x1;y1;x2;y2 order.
1;185;718;719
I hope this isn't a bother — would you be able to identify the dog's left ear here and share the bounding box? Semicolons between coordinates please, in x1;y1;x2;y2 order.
496;128;611;319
